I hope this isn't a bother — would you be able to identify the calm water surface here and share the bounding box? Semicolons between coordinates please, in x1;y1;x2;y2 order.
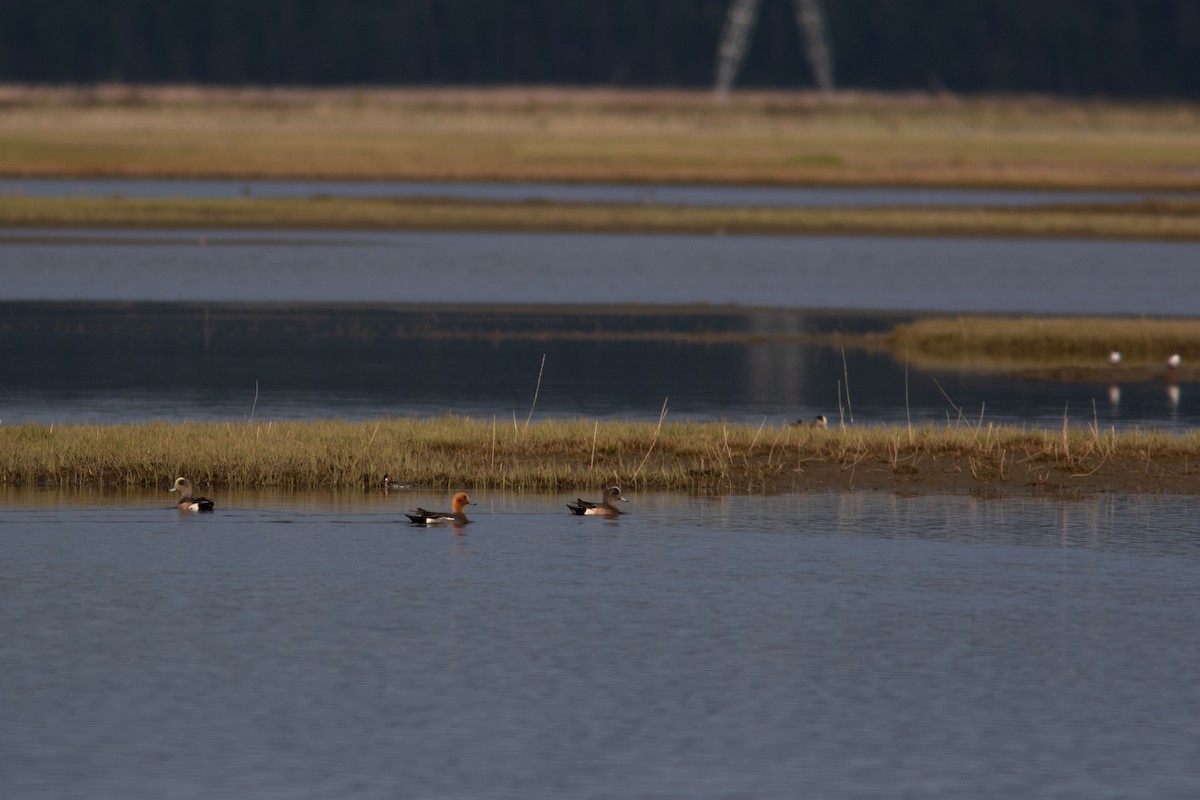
3;229;1198;428
0;177;1178;207
1;303;1194;430
2;228;1198;314
2;490;1198;799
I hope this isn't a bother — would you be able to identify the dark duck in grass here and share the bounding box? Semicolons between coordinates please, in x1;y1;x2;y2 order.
383;473;413;491
169;477;215;512
567;486;628;516
405;492;473;525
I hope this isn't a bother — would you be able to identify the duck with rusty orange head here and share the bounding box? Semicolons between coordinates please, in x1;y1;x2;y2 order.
406;492;473;525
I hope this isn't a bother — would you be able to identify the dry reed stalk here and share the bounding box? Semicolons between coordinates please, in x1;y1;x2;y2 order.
837;380;845;429
589;421;599;472
931;377;966;427
905;351;913;446
631;398;670;482
1062;402;1071;461
841;346;854;425
249;380;260;420
523;354;547;434
749;417;767;451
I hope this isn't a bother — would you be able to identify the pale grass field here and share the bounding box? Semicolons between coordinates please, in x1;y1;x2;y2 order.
1;85;1199;189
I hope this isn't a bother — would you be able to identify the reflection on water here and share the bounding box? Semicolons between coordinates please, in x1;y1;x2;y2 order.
0;302;1194;429
3;228;1200;314
1;177;1183;208
3;491;1198;799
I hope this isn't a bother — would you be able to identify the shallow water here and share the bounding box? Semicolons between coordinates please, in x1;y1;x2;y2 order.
2;228;1199;314
3;229;1198;429
0;177;1180;208
1;302;1193;429
3;489;1198;799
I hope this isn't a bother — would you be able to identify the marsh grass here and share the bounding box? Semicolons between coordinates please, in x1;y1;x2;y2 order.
1;86;1200;191
887;316;1200;370
3;416;1199;494
3;195;1200;241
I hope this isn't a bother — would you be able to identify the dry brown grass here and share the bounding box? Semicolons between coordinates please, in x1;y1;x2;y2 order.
886;316;1200;372
3;195;1200;241
1;85;1200;190
3;416;1200;496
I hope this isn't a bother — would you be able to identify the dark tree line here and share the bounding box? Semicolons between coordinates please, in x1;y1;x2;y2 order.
1;0;1198;98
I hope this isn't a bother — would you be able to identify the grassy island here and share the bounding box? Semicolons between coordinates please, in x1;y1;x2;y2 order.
2;86;1200;192
2;195;1200;241
3;417;1199;496
2;87;1200;238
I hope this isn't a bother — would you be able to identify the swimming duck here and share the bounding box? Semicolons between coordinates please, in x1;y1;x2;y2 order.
405;492;473;525
383;474;413;491
169;477;215;512
566;486;628;516
794;414;828;428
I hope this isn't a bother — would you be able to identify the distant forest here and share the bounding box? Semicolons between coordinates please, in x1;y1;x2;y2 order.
2;0;1198;98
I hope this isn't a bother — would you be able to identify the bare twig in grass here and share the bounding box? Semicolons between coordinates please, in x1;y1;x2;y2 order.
837;380;845;429
931;377;966;427
1062;401;1070;461
249;380;260;421
589;420;598;471
841;346;854;425
523;354;546;434
749;417;767;451
766;424;788;467
491;415;497;475
631;397;669;482
905;350;913;446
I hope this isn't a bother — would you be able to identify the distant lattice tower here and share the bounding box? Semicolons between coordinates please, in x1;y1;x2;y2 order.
715;0;835;97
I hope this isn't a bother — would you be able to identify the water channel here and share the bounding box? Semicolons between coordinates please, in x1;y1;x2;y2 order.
3;195;1199;796
3;489;1198;799
1;176;1186;208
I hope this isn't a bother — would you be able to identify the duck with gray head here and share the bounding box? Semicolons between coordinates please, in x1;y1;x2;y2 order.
169;477;215;512
567;486;628;516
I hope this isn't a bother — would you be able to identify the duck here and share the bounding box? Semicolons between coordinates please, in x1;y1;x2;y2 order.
383;473;413;491
405;492;473;525
794;414;828;428
169;477;215;512
567;486;628;516
1108;350;1122;367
